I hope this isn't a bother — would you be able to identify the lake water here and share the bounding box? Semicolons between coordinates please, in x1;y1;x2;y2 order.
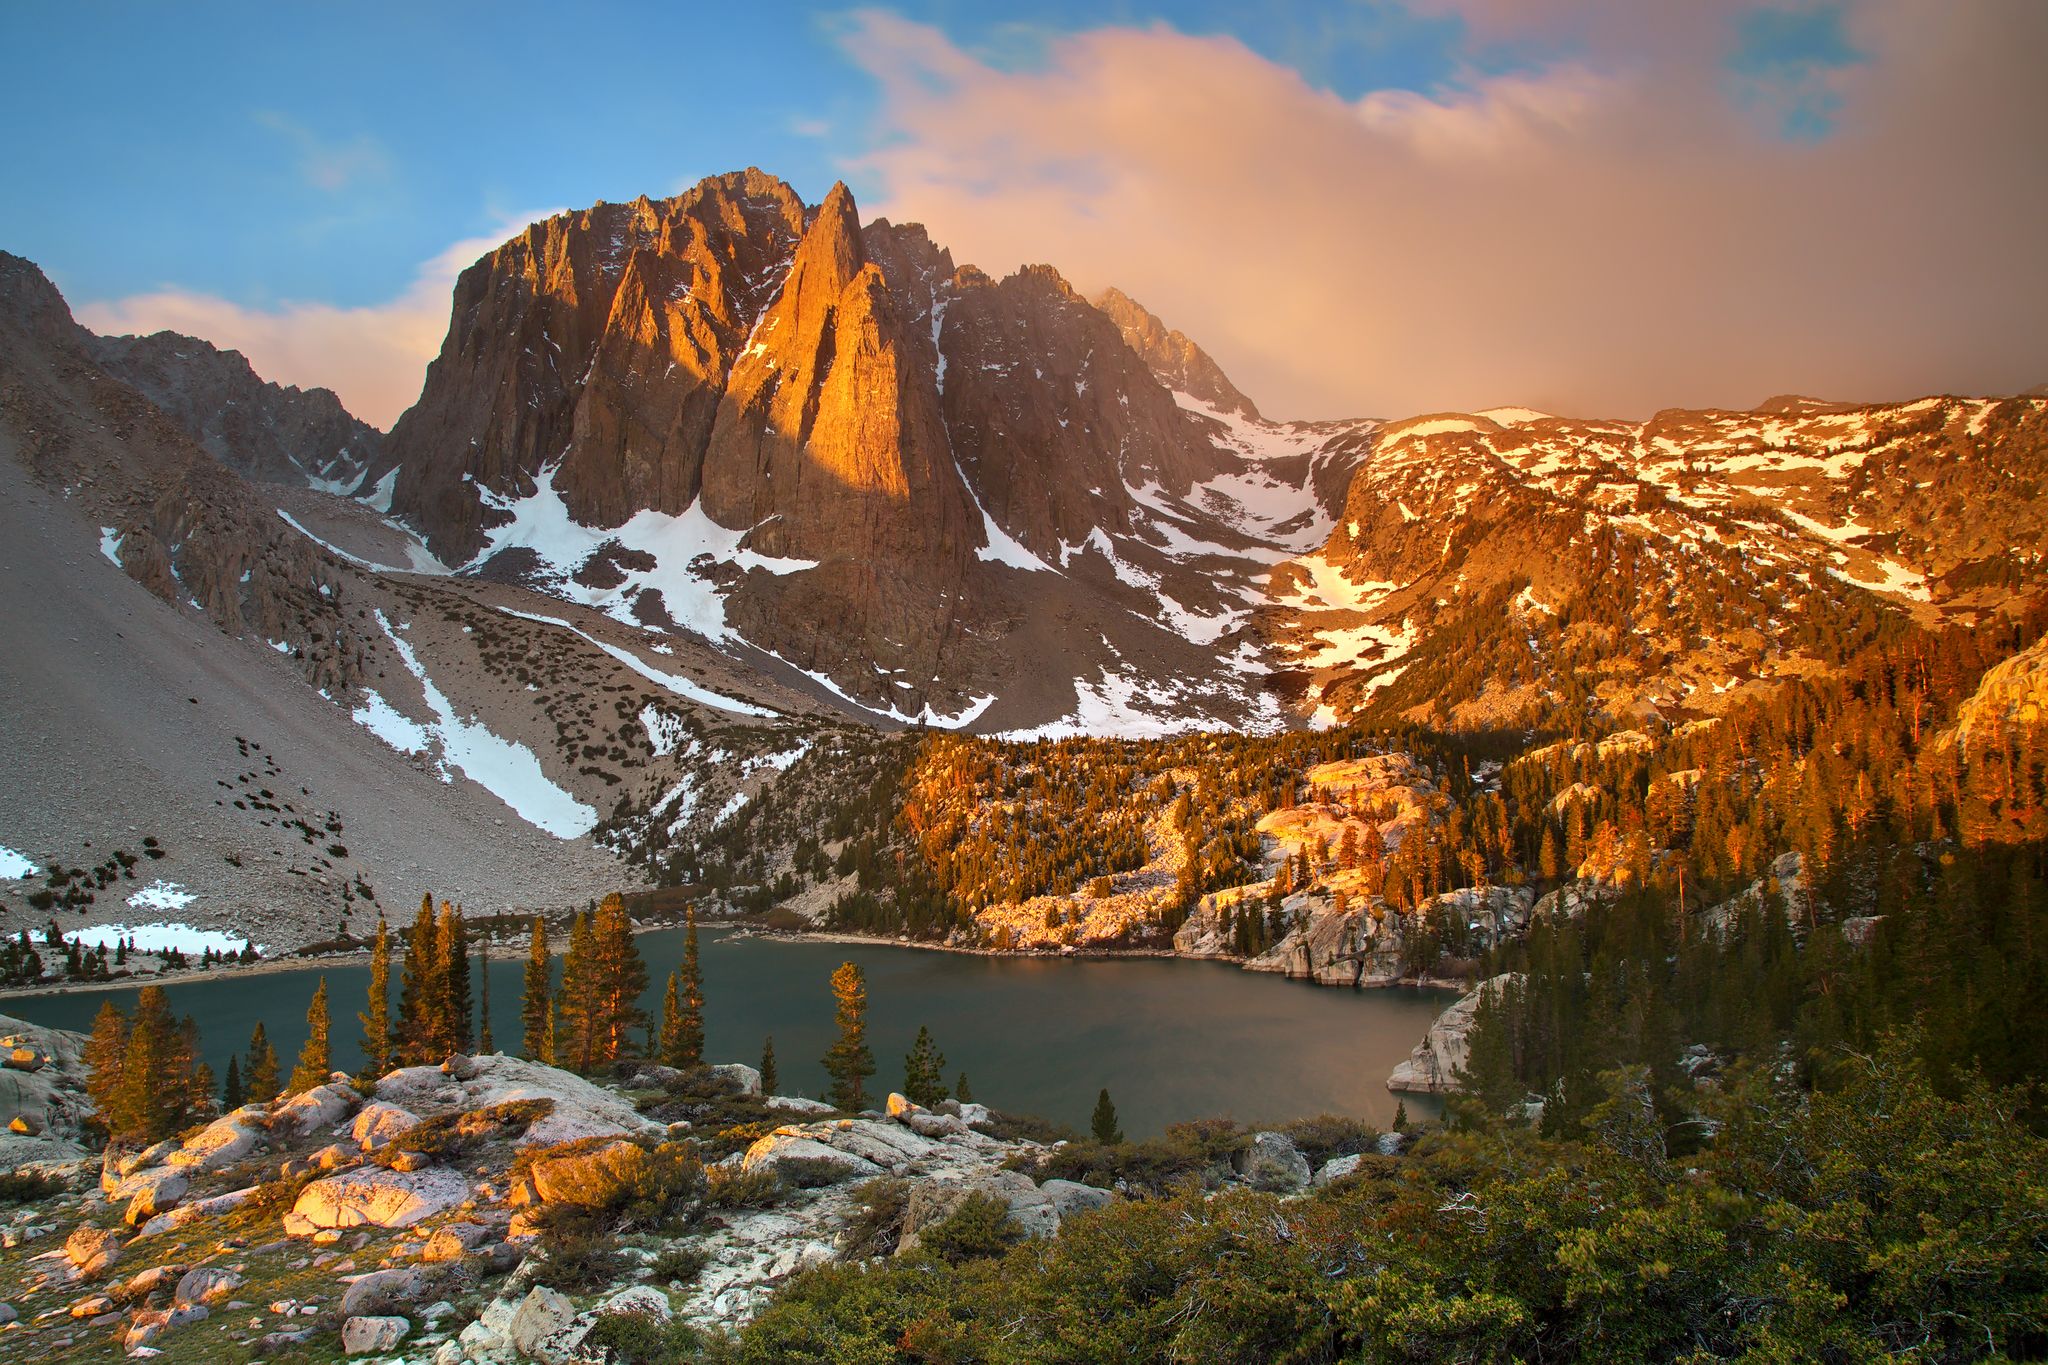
1;931;1451;1137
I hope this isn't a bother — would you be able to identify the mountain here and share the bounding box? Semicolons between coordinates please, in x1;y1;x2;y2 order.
367;170;1360;731
1093;285;1261;420
90;330;381;492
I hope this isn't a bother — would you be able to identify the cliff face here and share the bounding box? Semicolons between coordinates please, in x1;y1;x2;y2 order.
90;331;381;492
1094;286;1261;420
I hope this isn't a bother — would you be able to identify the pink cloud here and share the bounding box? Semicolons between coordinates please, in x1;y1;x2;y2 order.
74;219;549;429
839;3;2048;419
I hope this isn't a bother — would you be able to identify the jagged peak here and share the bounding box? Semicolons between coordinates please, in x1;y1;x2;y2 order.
1092;284;1261;420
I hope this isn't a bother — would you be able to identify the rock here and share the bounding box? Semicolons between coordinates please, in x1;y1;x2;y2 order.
901;1170;1060;1249
1040;1178;1114;1217
340;1267;424;1317
1315;1153;1366;1186
116;1141;180;1179
9;1114;41;1135
526;1140;666;1206
342;1314;412;1354
349;1102;419;1151
885;1093;923;1119
0;1301;15;1324
764;1096;835;1115
132;1185;258;1239
1235;1132;1310;1193
164;1114;261;1172
624;1064;685;1089
441;1054;481;1081
1375;1132;1409;1157
419;1221;489;1263
386;1148;433;1172
4;1044;48;1071
508;1284;577;1358
284;1166;471;1235
121;1171;188;1226
1388;974;1521;1095
121;1264;187;1299
904;1110;968;1138
739;1134;882;1184
253;1329;316;1352
272;1083;361;1138
599;1284;673;1321
65;1223;124;1277
708;1063;762;1096
957;1102;993;1128
375;1055;661;1148
173;1266;243;1305
68;1292;113;1318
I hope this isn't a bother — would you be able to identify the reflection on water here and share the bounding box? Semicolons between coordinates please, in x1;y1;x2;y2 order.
2;930;1451;1137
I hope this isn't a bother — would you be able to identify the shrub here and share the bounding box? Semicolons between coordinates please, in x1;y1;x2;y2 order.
529;1206;627;1290
1276;1113;1381;1168
648;1243;710;1285
582;1308;704;1364
704;1163;784;1211
976;1109;1077;1145
837;1177;910;1260
913;1192;1023;1265
0;1171;63;1204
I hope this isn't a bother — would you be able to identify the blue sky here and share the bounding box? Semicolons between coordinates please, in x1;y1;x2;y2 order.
5;2;2037;424
1;1;1472;310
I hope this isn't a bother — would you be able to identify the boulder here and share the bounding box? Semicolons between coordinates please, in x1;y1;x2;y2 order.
1235;1132;1310;1193
340;1267;425;1317
901;1170;1060;1249
0;1301;15;1324
173;1266;243;1305
764;1095;836;1116
165;1114;261;1172
904;1110;968;1138
885;1093;923;1119
272;1083;361;1137
9;1114;41;1135
419;1221;489;1263
122;1264;187;1299
1388;974;1521;1095
508;1284;578;1359
1040;1178;1114;1218
116;1140;180;1178
1374;1132;1409;1157
1314;1153;1366;1186
740;1134;882;1184
4;1044;48;1071
132;1185;258;1239
599;1284;674;1321
957;1102;993;1128
349;1102;419;1151
284;1166;471;1235
708;1063;762;1095
121;1171;188;1226
376;1055;662;1147
69;1292;114;1318
64;1223;124;1277
342;1314;411;1355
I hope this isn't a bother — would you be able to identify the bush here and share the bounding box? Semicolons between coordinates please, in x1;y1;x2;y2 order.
1276;1113;1381;1168
976;1109;1077;1145
1020;1120;1247;1197
519;1137;706;1228
837;1177;911;1261
648;1243;710;1285
530;1206;629;1291
704;1163;785;1211
582;1309;703;1364
0;1171;63;1204
914;1192;1022;1265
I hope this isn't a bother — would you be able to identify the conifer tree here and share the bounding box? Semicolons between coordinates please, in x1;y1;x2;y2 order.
244;1021;281;1104
822;961;875;1109
673;905;704;1066
440;902;472;1053
477;941;493;1054
397;893;445;1063
1091;1087;1123;1144
955;1071;974;1104
222;1055;244;1109
287;977;332;1093
118;987;197;1142
759;1036;777;1096
902;1025;949;1107
658;970;684;1066
521;916;551;1061
555;911;600;1071
358;916;392;1078
84;1000;130;1138
593;894;649;1065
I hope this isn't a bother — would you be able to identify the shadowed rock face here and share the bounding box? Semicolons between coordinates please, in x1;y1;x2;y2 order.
90;331;382;492
1094;286;1261;421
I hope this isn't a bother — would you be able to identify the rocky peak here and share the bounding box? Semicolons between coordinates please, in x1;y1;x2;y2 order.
1094;285;1261;419
90;330;382;492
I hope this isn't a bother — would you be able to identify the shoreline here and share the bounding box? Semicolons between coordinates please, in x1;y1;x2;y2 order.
0;917;1473;1003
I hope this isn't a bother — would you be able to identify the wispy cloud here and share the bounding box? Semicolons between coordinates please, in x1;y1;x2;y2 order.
838;1;2048;418
254;111;391;193
76;213;556;428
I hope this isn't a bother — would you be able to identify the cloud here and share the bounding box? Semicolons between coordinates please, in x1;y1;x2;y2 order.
76;217;551;429
254;112;391;193
839;3;2048;419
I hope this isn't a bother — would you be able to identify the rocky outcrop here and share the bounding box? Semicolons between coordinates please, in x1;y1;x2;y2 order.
1094;285;1260;419
0;1014;95;1172
91;330;381;491
373;1054;663;1146
1388;973;1522;1094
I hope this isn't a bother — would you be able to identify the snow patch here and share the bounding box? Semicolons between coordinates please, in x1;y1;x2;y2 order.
74;921;261;956
0;843;37;879
98;526;123;568
497;607;777;718
127;880;196;912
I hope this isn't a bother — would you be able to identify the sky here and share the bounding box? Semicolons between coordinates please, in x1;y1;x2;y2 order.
3;1;2043;427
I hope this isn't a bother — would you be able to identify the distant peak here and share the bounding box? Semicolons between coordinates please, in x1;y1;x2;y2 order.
1092;285;1260;420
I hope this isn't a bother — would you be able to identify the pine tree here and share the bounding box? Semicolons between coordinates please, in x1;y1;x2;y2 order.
822;961;875;1109
658;970;686;1067
592;894;649;1065
222;1055;244;1109
759;1036;778;1096
119;987;196;1142
521;916;551;1061
1393;1101;1409;1133
358;916;393;1078
674;905;705;1067
440;902;472;1054
477;941;493;1054
83;1000;131;1139
397;893;445;1063
902;1025;949;1107
955;1071;973;1104
1091;1087;1123;1144
244;1021;281;1104
555;911;600;1071
287;977;332;1093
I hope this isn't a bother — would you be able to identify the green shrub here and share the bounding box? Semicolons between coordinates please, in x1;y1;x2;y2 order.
0;1171;63;1204
648;1243;710;1285
914;1192;1022;1265
837;1177;910;1261
704;1163;784;1211
582;1309;704;1364
1276;1113;1381;1168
